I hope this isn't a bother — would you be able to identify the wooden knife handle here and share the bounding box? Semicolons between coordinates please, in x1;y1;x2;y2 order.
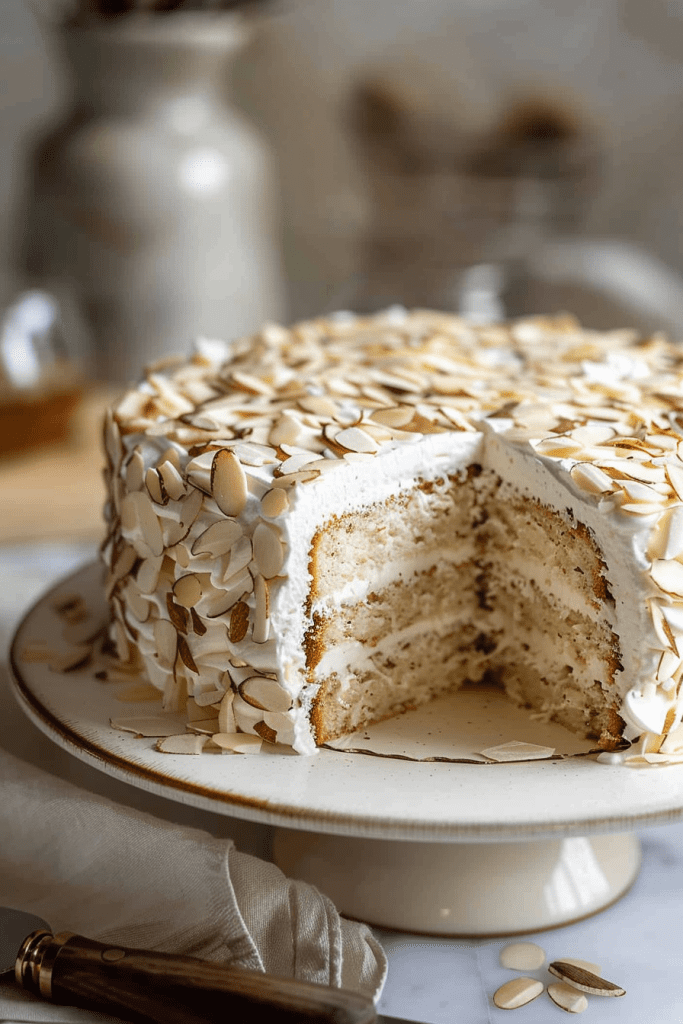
17;930;377;1024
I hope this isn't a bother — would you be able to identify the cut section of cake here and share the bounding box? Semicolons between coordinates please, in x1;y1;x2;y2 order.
101;309;683;757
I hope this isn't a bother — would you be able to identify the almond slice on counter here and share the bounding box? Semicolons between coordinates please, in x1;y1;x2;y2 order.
493;978;544;1010
547;982;588;1014
548;961;625;997
499;942;546;971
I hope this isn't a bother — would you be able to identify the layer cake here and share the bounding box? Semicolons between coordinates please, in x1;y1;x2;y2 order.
101;309;683;759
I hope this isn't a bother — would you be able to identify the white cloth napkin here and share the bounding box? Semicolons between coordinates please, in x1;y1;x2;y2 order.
0;543;386;1023
0;747;387;1023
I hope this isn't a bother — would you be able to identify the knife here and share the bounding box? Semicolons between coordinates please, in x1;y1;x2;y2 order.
2;906;390;1024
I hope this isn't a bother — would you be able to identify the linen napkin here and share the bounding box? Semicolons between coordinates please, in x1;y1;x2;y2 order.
0;746;386;1023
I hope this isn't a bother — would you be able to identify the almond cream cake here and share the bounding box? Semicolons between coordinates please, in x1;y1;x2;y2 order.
101;309;683;759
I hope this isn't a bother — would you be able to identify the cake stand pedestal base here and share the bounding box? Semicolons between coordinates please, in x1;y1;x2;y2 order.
272;830;641;936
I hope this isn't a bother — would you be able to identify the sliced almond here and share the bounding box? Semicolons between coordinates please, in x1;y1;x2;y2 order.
145;467;166;505
177;635;198;673
254;720;277;744
547;982;588;1014
111;715;186;737
154;618;178;668
125;447;145;492
173;574;203;608
253;522;284;579
194;688;225;707
492;978;544;1010
334;426;380;454
211;449;248;517
651;559;683;598
211;733;263;754
192;518;243;557
156;734;208;754
238;676;292;712
218;690;236;733
158;459;186;500
137;554;164;595
120;490;164;557
556;959;602;976
187;718;220;735
548;962;625;997
370;406;415;428
499;942;545;971
667;462;683;501
261;488;290;518
166;593;189;633
252;574;270;644
480;741;555;762
229;601;250;643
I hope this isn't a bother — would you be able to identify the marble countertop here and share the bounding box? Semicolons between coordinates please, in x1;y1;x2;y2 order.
1;543;682;1023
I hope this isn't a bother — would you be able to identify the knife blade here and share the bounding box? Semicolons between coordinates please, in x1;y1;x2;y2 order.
1;906;378;1024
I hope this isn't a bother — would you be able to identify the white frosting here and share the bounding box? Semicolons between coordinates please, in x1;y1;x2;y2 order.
101;310;683;760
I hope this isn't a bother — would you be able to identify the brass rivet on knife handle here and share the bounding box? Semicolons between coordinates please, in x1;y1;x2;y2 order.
548;960;626;997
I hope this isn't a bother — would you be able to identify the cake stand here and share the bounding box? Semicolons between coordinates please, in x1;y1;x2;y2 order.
10;563;683;936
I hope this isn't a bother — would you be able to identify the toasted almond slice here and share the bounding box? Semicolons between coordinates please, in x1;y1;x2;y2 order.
192;518;243;557
252;574;270;644
667;462;683;501
125;447;145;492
263;710;296;746
480;740;555;762
334;426;380;453
166;593;189;633
154;618;178;668
187;718;220;735
253;522;284;579
177;635;198;673
212;449;248;516
370;406;415;428
194;688;225;707
229;601;250;643
111;715;186;737
173;574;203;608
261;488;290;518
547;982;588;1013
211;733;263;754
158;459;186;500
145;467;165;505
254;720;277;744
556;959;602;976
298;395;339;417
279;452;324;475
238;676;292;713
121;490;164;557
499;942;545;971
548;962;625;997
270;470;319;487
137;554;164;595
156;734;208;754
492;978;544;1010
218;690;236;733
651;559;683;598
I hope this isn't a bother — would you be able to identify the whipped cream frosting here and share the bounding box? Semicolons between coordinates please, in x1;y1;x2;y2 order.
101;309;683;761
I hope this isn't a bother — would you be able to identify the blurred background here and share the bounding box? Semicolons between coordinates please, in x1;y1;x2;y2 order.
3;0;683;547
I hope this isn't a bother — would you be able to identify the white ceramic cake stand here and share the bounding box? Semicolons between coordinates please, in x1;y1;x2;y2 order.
10;563;683;936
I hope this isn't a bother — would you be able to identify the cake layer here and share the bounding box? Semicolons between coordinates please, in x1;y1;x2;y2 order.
101;309;683;759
